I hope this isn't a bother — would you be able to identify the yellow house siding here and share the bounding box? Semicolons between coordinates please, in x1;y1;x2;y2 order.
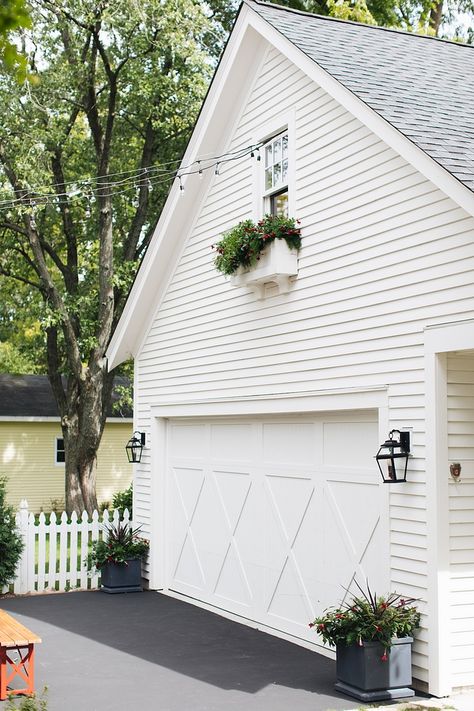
1;420;133;512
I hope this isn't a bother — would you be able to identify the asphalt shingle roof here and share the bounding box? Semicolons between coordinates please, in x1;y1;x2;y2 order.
0;375;132;418
249;1;474;192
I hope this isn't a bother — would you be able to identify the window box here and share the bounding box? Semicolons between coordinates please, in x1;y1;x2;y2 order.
230;237;298;298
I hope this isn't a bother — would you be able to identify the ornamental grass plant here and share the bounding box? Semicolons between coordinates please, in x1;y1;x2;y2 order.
310;583;420;658
212;214;301;275
87;520;149;569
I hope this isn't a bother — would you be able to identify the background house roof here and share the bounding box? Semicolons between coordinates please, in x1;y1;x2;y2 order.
0;374;132;419
249;1;474;192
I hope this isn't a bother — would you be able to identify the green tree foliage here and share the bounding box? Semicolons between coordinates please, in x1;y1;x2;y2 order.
0;0;223;513
0;476;24;589
112;483;133;518
0;341;40;373
0;0;31;78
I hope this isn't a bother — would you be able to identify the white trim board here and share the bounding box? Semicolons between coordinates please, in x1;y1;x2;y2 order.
149;385;389;419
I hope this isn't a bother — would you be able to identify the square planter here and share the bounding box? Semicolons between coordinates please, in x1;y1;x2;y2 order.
100;558;143;594
230;238;298;298
334;637;415;702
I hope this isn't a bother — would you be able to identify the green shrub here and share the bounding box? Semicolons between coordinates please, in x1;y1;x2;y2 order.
0;476;23;589
112;483;133;517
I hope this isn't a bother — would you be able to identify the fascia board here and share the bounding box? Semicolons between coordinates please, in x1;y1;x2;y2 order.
106;5;262;370
246;11;474;219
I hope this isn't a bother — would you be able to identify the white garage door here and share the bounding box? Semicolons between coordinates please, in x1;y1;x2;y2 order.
165;412;386;644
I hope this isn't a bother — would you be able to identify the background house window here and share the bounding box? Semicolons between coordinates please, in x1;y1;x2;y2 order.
264;131;288;216
55;437;65;464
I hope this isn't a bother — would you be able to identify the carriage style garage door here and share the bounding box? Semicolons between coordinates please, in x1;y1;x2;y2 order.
165;412;387;645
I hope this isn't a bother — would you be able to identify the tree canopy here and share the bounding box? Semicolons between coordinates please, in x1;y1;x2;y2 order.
0;0;222;512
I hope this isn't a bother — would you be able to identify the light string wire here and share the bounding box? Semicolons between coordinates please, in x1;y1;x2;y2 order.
0;142;263;212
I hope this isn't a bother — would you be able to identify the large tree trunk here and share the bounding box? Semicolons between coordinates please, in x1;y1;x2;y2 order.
60;368;115;515
429;0;444;35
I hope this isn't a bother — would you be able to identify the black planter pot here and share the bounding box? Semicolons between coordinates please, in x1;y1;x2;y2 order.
99;558;143;594
334;637;415;702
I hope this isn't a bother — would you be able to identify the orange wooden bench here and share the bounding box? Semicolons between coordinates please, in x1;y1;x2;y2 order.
0;609;41;700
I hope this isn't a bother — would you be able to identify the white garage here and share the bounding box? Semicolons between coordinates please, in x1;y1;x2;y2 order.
163;411;387;646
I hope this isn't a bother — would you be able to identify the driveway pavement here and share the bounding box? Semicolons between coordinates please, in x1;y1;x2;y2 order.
0;590;380;711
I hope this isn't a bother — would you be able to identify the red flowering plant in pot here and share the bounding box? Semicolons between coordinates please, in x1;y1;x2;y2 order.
87;521;149;594
212;214;302;276
310;583;420;702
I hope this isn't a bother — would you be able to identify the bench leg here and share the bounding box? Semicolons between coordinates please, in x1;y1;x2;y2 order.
0;644;35;699
0;645;7;700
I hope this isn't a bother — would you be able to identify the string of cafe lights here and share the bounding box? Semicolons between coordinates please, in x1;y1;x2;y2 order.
0;142;263;212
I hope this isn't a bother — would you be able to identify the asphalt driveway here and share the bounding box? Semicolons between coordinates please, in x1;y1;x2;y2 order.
0;589;369;711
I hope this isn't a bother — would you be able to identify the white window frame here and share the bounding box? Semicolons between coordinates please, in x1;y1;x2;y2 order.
263;130;289;215
252;109;296;220
55;436;65;465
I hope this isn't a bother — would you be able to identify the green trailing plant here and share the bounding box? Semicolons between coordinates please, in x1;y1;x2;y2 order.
0;476;23;589
5;687;48;710
112;484;133;518
212;214;302;276
86;520;149;569
309;582;420;659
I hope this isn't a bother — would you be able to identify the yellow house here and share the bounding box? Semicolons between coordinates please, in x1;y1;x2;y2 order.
0;374;133;512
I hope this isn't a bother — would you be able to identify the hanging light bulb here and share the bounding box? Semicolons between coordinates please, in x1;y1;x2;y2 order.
198;161;203;179
215;163;220;176
179;175;184;195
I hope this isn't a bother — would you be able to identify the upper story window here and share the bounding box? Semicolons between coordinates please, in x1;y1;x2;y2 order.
55;437;65;464
263;131;288;217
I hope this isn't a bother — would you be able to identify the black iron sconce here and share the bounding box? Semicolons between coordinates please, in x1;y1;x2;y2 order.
375;430;410;483
125;431;146;463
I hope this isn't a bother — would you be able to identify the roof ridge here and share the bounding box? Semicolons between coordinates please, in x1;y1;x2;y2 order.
246;0;474;50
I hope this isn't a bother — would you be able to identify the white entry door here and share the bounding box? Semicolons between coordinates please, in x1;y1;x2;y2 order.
165;412;387;644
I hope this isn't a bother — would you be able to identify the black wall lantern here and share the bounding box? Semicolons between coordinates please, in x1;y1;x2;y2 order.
126;431;146;463
375;430;410;483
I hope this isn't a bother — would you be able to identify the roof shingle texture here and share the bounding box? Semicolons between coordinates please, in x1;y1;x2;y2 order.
249;1;474;192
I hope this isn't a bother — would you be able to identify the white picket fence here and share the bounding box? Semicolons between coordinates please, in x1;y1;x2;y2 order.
2;501;131;595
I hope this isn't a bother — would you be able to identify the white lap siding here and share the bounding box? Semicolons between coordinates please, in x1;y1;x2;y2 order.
448;352;474;689
135;45;474;685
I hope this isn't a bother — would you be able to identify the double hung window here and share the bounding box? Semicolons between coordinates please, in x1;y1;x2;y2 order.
263;131;289;217
55;437;65;464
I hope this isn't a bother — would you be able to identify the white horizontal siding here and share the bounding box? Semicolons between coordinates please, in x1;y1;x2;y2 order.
134;44;474;685
448;352;474;689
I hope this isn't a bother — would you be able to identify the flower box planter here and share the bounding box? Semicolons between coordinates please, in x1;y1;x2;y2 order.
100;558;143;594
230;238;298;298
334;637;415;702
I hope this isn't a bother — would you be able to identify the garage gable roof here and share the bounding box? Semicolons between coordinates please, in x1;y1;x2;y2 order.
106;1;474;369
251;1;474;193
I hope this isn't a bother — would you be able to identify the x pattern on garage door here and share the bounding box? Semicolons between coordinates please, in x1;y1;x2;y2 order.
166;414;386;644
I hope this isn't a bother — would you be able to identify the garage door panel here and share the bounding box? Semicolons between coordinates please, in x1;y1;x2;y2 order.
323;421;377;469
210;423;255;461
326;480;381;563
170;423;207;458
263;422;318;465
